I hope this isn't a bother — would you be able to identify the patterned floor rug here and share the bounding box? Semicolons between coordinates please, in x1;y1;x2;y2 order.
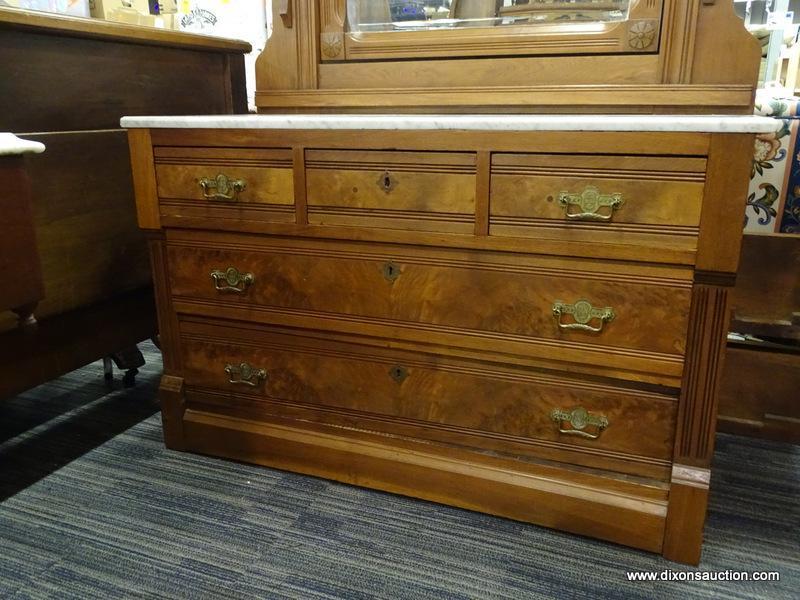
1;342;797;599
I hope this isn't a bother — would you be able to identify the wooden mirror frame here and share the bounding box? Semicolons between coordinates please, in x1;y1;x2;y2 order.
325;0;662;62
256;0;761;114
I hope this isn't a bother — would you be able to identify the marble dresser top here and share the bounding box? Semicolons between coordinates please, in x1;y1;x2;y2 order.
120;114;779;133
0;133;45;156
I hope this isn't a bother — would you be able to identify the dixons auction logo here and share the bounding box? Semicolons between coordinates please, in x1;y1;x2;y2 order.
180;8;217;30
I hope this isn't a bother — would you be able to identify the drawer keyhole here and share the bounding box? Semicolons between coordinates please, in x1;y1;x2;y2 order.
389;365;408;383
378;170;396;193
382;262;401;283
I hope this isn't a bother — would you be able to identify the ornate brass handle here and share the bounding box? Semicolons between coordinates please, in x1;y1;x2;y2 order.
210;267;254;293
552;299;615;333
558;186;623;222
199;174;246;202
551;407;609;440
225;362;267;387
377;170;397;193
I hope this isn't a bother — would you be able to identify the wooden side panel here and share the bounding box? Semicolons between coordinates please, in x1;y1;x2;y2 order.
0;157;44;318
23;131;151;320
690;0;761;89
129;129;161;231
717;346;800;444
696;134;757;273
147;235;181;374
731;234;800;325
224;53;249;115
0;31;233;132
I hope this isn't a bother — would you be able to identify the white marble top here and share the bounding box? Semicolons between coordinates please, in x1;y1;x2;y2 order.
0;133;45;156
120;114;780;133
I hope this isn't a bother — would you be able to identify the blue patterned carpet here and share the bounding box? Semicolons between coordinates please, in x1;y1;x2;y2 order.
1;342;798;599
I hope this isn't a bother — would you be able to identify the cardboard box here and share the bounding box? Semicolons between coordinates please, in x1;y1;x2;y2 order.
10;0;90;17
89;0;149;19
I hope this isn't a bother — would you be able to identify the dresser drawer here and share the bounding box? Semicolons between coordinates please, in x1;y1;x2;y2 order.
306;149;476;234
154;147;295;223
166;234;692;383
180;319;677;479
490;153;706;239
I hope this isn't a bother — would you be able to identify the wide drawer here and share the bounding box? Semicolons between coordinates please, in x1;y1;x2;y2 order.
179;318;677;480
154;146;295;223
490;153;706;239
306;149;476;234
165;233;693;385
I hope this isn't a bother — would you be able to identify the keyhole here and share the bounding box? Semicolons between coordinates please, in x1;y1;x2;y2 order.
389;365;408;383
383;261;400;282
378;170;395;193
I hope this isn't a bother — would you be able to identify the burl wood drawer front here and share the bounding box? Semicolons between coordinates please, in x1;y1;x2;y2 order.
179;319;677;479
491;153;706;238
166;234;692;384
154;147;294;223
305;149;476;234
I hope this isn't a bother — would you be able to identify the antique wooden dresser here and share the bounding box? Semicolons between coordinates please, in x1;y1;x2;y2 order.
124;1;772;565
0;7;250;397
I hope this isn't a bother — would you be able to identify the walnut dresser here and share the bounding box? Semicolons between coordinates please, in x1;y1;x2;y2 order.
122;113;777;565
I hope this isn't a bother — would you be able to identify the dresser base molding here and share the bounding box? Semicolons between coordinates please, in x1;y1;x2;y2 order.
662;465;712;565
179;404;668;554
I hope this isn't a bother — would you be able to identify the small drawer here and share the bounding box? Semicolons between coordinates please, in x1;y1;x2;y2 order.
490;153;706;238
179;320;677;480
306;149;477;234
154;147;295;223
166;234;692;384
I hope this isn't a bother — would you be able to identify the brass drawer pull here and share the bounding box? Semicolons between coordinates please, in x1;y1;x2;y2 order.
551;407;609;440
211;267;255;293
199;173;247;202
552;299;614;333
558;186;623;222
377;170;397;193
225;362;267;387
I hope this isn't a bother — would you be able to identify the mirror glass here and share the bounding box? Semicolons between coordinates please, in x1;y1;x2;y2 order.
347;0;633;33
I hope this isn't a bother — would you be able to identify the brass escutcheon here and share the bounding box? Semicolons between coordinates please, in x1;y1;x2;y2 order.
382;262;401;283
377;170;397;193
552;299;615;333
550;407;609;440
558;186;623;222
389;365;408;383
224;362;267;387
211;267;255;293
199;173;247;202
